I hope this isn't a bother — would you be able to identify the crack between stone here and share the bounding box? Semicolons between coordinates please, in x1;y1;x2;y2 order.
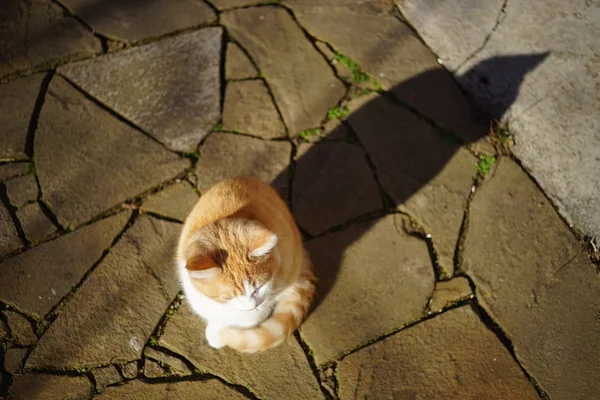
455;0;509;72
294;331;336;400
50;0;109;53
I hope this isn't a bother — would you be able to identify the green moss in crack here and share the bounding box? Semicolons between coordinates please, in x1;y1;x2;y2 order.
299;128;320;142
148;336;158;347
476;155;496;176
327;105;349;121
211;123;223;133
180;151;199;160
334;52;383;90
24;162;35;176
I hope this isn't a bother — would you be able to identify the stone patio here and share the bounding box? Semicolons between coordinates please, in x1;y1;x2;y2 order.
1;1;598;399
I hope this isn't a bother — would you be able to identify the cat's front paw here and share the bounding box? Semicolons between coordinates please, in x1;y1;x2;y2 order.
205;323;225;349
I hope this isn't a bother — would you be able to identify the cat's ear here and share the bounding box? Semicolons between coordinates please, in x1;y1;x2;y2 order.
185;254;221;280
249;230;278;258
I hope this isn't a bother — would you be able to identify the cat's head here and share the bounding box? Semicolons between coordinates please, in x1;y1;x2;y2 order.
182;218;280;311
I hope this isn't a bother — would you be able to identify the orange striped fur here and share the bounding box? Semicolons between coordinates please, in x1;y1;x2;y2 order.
177;176;315;353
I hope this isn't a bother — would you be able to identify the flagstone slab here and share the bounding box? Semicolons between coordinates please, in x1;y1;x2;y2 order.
0;74;44;160
61;0;216;42
141;182;198;222
195;133;290;198
225;42;258;80
301;214;434;364
0;212;129;317
159;303;324;400
35;76;188;229
0;163;27;181
338;305;539;399
4;311;37;346
26;215;181;368
4;175;38;208
463;158;600;399
0;0;100;78
59;28;222;152
96;378;248;400
222;7;345;135
223;80;286;138
0;204;22;258
293;141;382;235
9;373;92;400
347;94;476;276
16;202;56;243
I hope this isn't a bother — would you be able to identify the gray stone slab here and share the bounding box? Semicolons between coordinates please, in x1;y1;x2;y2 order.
4;311;37;346
0;75;44;160
0;204;22;258
293;141;382;235
59;28;222;152
120;361;138;379
428;276;472;313
222;7;345;135
61;0;216;42
0;212;129;317
347;94;476;276
144;347;191;376
35;76;188;229
225;42;258;80
195;133;290;198
5;175;38;208
16;202;56;243
338;305;539;399
141;182;198;222
4;347;28;373
92;365;122;390
301;214;434;364
286;0;487;143
159;303;324;400
9;373;92;400
463;158;600;399
223;80;286;138
0;0;100;78
27;215;181;368
0;163;27;181
96;378;248;400
398;0;505;71
402;0;600;239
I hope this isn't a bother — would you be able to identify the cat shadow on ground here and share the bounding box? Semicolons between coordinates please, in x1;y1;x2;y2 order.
273;53;548;319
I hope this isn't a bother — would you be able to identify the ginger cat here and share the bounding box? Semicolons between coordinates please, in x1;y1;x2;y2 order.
177;176;315;353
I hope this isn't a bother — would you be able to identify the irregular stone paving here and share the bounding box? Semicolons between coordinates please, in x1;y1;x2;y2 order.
463;158;600;399
338;305;539;399
0;0;101;78
159;303;324;400
61;0;217;42
0;2;597;399
97;378;249;400
27;215;180;368
0;74;44;160
59;28;222;153
35;76;187;228
399;0;600;240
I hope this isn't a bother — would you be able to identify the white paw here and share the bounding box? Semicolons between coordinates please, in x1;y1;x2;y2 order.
205;323;225;349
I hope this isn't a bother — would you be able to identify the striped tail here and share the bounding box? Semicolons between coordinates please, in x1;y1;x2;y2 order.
220;274;315;353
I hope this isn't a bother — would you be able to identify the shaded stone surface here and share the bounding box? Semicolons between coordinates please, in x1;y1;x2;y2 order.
293;142;382;235
9;373;92;400
141;182;198;222
0;0;101;78
287;0;486;142
223;80;286;138
62;0;216;42
222;7;345;135
4;175;38;208
301;215;435;364
16;203;56;243
59;28;222;152
195;133;290;197
4;347;28;373
428;277;472;313
159;303;323;400
0;163;26;181
144;347;191;376
347;94;476;276
96;378;248;400
4;311;36;346
463;158;600;399
398;0;505;71
27;215;180;368
120;361;138;379
0;204;22;258
338;305;538;399
93;365;122;390
143;359;168;378
0;75;44;160
225;42;258;80
0;213;129;317
35;76;187;228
